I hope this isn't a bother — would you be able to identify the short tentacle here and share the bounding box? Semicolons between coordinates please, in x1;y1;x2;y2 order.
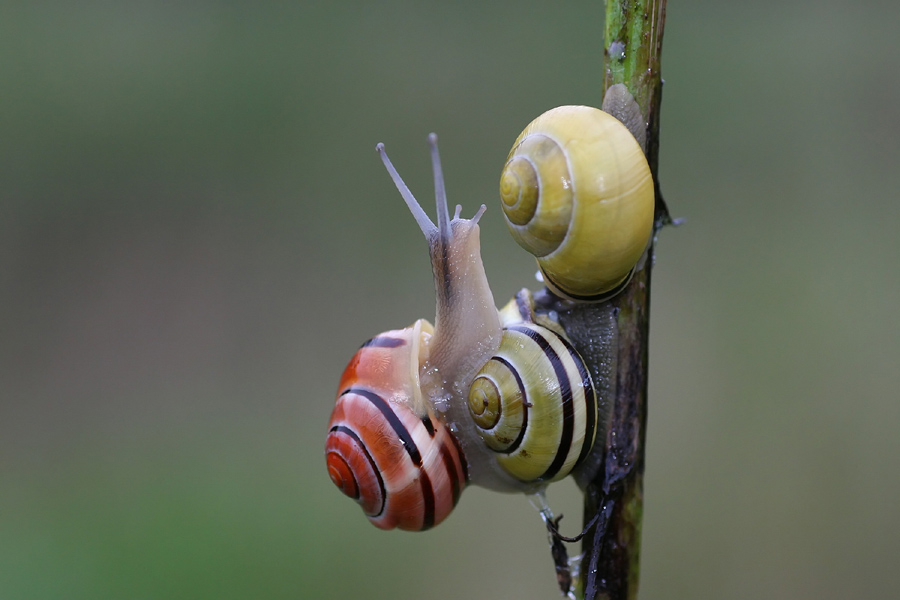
471;204;487;224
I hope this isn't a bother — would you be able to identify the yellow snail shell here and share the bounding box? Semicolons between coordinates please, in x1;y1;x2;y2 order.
500;105;655;302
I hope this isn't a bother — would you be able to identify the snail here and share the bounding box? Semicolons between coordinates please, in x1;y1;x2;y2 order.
499;101;655;302
325;133;599;530
325;86;657;529
326;320;468;531
467;303;597;484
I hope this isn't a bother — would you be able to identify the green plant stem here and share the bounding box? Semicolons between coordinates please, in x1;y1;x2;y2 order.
568;1;668;598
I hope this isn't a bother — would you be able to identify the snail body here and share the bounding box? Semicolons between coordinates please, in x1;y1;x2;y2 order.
326;134;510;531
500;104;654;301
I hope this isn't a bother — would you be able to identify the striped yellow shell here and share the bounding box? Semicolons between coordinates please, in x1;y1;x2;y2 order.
466;310;597;484
500;105;655;302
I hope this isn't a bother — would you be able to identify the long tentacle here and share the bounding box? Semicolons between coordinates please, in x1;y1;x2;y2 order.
428;133;451;241
376;142;437;238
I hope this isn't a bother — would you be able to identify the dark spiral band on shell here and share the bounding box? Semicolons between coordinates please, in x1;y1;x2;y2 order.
466;322;598;483
327;386;469;531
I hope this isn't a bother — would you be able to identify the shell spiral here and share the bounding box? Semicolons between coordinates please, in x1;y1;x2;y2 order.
500;105;655;301
466;321;597;483
325;321;468;531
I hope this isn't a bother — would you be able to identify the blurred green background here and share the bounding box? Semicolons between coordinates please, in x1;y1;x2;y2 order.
2;1;899;598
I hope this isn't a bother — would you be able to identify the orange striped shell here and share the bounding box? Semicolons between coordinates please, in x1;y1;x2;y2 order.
325;321;468;531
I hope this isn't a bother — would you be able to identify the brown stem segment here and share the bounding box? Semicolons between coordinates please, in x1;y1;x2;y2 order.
575;1;668;598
